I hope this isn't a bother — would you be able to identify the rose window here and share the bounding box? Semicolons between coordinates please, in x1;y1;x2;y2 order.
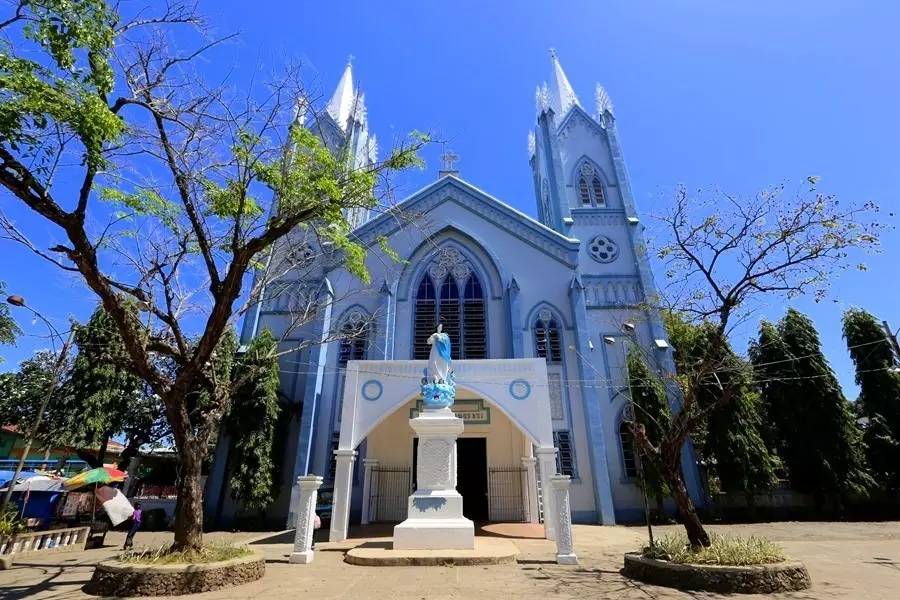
588;235;619;263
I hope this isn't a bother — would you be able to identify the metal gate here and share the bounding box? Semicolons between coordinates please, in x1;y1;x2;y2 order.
488;466;527;522
368;465;411;523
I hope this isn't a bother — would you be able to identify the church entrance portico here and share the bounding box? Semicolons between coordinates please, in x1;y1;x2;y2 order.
329;359;559;543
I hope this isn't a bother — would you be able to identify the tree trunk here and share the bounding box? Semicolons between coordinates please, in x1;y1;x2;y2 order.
173;447;204;551
96;432;110;467
668;466;710;548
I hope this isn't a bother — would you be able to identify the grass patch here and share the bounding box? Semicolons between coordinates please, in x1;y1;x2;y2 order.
119;543;253;565
642;533;785;566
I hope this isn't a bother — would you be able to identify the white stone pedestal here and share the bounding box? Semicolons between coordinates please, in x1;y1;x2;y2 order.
393;407;474;550
290;475;323;564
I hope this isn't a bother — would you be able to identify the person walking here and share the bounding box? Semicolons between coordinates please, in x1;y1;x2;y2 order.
123;502;142;550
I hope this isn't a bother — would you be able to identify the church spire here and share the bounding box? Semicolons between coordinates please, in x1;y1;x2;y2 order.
548;48;580;117
326;57;355;131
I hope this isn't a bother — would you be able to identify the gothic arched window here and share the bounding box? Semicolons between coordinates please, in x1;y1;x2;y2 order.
620;421;638;478
577;162;606;207
338;312;369;367
534;311;562;363
413;248;487;360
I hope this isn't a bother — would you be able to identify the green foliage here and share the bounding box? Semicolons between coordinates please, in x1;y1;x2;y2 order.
0;349;81;452
119;543;252;564
0;504;27;537
842;308;900;489
99;188;182;230
0;281;22;358
625;348;670;500
225;330;281;512
750;309;873;496
61;304;159;459
664;312;779;495
643;532;785;566
0;1;121;168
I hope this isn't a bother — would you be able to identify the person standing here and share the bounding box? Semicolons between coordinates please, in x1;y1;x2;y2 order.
123;502;142;550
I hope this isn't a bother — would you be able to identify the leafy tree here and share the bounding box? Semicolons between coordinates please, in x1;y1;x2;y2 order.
626;347;671;509
61;304;165;466
637;181;882;548
0;350;70;445
0;281;21;359
225;329;281;513
842;308;900;489
751;309;873;498
0;2;426;549
664;312;779;497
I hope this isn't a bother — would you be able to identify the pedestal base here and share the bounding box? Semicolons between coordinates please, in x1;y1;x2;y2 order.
289;550;314;564
393;518;474;550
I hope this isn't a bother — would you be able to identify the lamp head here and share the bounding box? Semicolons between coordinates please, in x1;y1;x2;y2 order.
603;336;616;345
622;322;636;333
6;295;25;307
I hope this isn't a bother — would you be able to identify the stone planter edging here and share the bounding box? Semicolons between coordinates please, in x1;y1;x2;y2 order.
623;552;811;594
86;550;265;597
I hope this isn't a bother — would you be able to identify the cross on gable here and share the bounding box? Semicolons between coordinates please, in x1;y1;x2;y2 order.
440;150;459;171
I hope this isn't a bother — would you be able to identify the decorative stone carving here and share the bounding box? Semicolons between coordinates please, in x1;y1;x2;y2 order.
587;235;619;264
538;308;553;324
548;372;564;420
528;132;537;157
428;246;471;283
419;439;452;488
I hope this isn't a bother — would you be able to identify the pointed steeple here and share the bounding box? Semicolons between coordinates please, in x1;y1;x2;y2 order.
548;48;580;117
326;57;355;131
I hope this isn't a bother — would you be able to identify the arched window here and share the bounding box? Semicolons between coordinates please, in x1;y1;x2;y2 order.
413;248;487;360
534;312;562;363
576;161;607;207
338;314;369;366
620;421;638;478
591;176;605;206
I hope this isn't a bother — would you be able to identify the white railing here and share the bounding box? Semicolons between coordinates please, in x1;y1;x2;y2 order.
0;526;90;555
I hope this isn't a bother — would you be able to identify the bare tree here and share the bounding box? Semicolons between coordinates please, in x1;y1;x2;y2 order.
632;180;884;547
0;1;427;549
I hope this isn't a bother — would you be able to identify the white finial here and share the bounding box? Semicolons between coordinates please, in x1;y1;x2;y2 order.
346;54;355;66
535;83;551;113
527;131;536;157
595;84;614;118
439;147;460;177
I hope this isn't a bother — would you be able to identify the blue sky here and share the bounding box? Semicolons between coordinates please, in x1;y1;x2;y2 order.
2;0;898;396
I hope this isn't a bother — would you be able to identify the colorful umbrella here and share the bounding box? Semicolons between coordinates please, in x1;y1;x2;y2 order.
63;467;127;490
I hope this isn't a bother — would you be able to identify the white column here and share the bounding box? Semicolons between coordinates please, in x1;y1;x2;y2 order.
535;446;558;540
360;458;379;525
521;457;539;524
290;475;324;564
551;475;577;565
328;449;357;542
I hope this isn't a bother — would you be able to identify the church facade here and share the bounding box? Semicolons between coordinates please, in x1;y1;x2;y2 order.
205;52;704;528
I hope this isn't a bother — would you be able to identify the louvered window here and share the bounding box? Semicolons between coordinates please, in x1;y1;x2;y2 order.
462;275;486;359
534;316;562;363
620;422;638;478
414;271;486;360
591;176;605;206
553;430;577;478
413;277;437;359
578;177;591;205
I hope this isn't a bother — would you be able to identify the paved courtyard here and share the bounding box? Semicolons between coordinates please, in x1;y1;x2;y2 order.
1;521;899;599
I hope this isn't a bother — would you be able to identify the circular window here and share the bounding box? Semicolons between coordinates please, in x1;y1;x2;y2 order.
361;380;383;402
509;379;532;400
588;235;619;263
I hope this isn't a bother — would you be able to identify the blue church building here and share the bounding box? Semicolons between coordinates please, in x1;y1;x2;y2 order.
206;52;704;529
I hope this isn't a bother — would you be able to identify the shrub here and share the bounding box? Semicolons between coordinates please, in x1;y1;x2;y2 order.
643;533;785;566
119;543;252;565
0;505;26;537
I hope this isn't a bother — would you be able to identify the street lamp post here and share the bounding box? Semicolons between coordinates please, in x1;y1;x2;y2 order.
604;324;655;546
0;296;74;511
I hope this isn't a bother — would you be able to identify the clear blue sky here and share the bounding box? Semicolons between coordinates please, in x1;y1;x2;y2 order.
2;0;898;396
